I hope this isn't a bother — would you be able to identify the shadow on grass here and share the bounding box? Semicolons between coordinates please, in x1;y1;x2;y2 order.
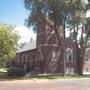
0;72;26;81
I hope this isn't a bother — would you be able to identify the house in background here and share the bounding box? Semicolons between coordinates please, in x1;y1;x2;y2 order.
14;18;89;75
83;48;90;75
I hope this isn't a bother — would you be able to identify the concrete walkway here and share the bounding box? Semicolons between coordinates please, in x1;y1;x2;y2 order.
0;78;90;90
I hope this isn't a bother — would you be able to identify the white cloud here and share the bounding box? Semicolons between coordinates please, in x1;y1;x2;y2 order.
14;26;36;43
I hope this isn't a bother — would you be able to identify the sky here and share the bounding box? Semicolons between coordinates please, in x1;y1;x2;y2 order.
0;0;89;43
0;0;36;43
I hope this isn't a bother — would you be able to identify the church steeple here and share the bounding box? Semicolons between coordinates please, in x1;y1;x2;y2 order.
36;17;63;73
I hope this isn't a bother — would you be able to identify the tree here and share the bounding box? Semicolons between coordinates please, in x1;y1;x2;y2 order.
0;24;20;66
67;0;90;74
24;0;89;75
24;0;67;37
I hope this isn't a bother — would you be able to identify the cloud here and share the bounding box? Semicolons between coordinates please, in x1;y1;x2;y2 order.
14;26;36;43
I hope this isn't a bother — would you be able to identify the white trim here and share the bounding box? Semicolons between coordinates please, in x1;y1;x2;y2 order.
37;44;59;47
36;48;44;61
66;67;75;75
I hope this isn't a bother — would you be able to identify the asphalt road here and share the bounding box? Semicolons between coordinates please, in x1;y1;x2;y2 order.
0;78;90;90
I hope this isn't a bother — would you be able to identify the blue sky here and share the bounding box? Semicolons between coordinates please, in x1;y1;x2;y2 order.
0;0;36;43
0;0;26;25
0;0;89;25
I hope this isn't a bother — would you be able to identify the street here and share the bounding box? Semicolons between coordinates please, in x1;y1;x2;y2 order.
0;78;90;90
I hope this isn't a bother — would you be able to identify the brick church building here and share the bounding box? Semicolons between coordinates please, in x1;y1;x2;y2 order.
14;18;90;75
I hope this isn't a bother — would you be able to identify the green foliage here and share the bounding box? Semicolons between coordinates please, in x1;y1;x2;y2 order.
24;0;87;36
7;67;26;77
24;0;66;27
67;0;87;26
24;0;89;43
0;24;20;65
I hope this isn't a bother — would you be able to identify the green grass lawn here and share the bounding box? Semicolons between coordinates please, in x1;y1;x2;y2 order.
0;68;7;72
0;68;90;80
0;68;23;80
23;74;90;80
0;68;8;79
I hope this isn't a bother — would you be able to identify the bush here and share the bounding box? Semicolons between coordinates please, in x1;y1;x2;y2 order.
7;67;26;77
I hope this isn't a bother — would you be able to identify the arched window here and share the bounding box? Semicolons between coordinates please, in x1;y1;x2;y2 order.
85;54;88;61
65;48;73;62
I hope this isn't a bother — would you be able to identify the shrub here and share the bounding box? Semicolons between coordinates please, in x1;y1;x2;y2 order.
7;67;26;77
